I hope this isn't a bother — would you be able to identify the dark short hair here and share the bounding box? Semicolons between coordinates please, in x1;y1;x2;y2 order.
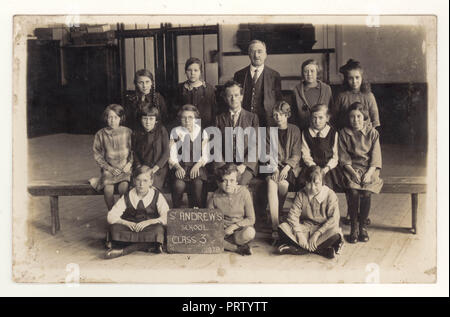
133;165;154;180
304;165;323;184
216;163;240;183
102;104;125;125
134;69;154;86
185;57;203;72
310;104;330;115
272;101;291;119
138;105;160;120
177;104;201;122
222;80;243;97
347;102;369;123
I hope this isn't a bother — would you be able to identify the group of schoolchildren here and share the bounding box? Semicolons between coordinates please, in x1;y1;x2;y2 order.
90;39;383;260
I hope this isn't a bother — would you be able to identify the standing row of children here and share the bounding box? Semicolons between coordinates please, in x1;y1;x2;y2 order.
90;41;383;260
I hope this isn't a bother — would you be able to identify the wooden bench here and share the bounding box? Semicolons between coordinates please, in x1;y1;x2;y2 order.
27;176;427;235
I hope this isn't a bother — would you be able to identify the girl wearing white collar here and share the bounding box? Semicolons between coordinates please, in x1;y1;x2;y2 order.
105;166;169;259
169;104;209;208
278;166;344;259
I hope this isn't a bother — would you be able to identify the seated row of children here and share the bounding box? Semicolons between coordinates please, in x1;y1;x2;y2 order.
92;97;382;260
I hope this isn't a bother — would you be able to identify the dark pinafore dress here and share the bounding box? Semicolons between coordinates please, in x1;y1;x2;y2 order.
298;126;344;191
109;189;165;243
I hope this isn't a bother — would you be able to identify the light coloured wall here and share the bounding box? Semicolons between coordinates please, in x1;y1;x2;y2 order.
31;21;428;91
338;25;427;83
176;34;218;86
123;24;159;90
219;24;427;87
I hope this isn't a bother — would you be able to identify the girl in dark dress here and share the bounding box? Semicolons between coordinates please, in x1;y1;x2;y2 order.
132;106;170;190
124;69;168;129
174;57;217;128
105;166;170;259
298;104;344;192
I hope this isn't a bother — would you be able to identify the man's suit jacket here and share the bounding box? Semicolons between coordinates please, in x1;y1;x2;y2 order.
215;109;259;175
233;65;282;126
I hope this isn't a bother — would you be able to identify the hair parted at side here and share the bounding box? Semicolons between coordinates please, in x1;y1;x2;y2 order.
339;59;371;93
133;165;154;180
272;101;292;118
304;165;323;184
184;57;203;72
347;101;369;124
216;163;240;183
102;104;126;124
177;104;201;121
310;103;330;115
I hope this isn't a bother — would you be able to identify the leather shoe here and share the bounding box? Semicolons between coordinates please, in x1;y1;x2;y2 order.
359;228;369;242
333;236;344;254
317;247;335;259
105;248;124;259
348;229;358;244
237;244;252;256
153;243;163;254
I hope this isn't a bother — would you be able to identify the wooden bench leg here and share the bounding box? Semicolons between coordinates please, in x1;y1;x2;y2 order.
50;196;59;235
411;193;418;234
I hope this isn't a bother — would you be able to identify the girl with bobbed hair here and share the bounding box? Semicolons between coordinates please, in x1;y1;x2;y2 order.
293;59;333;130
90;104;133;210
338;102;383;244
173;57;217;128
264;101;302;244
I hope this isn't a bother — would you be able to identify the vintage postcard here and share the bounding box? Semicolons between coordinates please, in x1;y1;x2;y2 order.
10;11;442;290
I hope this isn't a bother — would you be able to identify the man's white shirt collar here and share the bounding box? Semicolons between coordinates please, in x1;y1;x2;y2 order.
250;64;264;78
308;124;331;138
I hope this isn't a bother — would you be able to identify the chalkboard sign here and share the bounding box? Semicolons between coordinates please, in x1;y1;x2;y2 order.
167;209;224;254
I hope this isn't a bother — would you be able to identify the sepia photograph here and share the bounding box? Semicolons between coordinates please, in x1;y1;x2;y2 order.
11;12;440;286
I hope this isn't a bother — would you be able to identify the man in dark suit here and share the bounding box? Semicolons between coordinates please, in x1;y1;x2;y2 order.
215;80;259;185
233;40;282;127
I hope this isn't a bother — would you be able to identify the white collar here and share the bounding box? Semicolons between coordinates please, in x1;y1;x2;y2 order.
229;107;242;116
173;124;202;140
307;185;330;203
128;187;156;209
309;124;331;137
343;123;370;136
250;64;264;75
184;80;206;90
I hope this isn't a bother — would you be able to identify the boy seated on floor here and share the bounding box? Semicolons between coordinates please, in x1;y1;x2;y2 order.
277;165;344;259
207;163;256;256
